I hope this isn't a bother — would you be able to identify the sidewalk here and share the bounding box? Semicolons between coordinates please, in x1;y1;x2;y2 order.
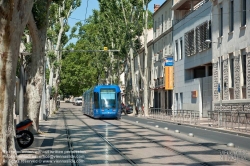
17;109;72;166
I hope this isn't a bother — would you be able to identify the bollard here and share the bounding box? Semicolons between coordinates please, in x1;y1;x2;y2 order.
136;121;139;123
188;133;194;137
164;127;168;130
175;130;180;133
227;143;235;147
155;125;159;128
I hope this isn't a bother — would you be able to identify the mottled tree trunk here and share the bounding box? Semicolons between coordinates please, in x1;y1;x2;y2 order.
24;10;49;132
0;1;33;165
47;2;71;115
129;46;137;114
141;1;149;116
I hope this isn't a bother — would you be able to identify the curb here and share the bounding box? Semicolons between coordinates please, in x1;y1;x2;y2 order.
144;117;250;138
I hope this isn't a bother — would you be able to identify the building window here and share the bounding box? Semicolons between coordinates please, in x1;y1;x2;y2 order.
193;66;206;79
158;17;160;35
229;0;234;32
209;65;212;76
180;38;183;60
241;0;246;26
165;12;168;30
175;40;178;61
242;52;246;86
180;93;183;109
162;14;164;33
229;54;234;87
154;20;156;31
175;93;178;110
220;59;223;98
220;6;223;36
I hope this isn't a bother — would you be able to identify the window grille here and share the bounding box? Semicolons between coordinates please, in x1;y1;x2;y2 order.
185;33;190;56
196;22;208;53
185;21;210;56
185;30;195;56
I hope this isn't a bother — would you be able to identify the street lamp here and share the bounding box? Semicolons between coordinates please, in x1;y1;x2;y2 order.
205;39;222;127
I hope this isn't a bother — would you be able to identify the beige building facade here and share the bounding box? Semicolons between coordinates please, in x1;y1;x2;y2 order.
211;0;250;111
152;0;173;110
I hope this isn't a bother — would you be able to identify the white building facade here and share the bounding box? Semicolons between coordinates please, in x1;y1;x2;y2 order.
172;0;213;117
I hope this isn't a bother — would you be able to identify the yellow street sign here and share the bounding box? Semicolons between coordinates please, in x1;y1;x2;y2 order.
104;47;108;51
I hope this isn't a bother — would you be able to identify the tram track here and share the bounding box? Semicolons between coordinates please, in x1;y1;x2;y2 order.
67;109;249;165
69;109;213;165
67;109;137;166
62;110;80;166
102;119;211;166
118;118;250;164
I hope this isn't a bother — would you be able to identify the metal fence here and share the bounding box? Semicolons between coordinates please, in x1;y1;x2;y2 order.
208;110;250;132
148;108;200;125
147;106;250;133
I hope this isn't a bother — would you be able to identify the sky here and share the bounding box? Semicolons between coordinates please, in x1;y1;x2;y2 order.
67;0;166;45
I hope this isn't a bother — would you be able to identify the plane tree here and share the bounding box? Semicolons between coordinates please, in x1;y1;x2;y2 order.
60;15;109;96
97;2;128;84
45;0;81;115
24;0;53;132
98;0;153;115
0;1;34;165
23;0;81;132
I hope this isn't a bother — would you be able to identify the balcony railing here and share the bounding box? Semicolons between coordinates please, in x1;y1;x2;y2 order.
154;78;164;89
173;0;209;25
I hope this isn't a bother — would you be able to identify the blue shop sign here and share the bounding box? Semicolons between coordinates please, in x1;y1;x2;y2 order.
165;57;173;66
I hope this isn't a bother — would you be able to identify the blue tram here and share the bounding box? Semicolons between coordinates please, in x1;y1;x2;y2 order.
82;84;121;119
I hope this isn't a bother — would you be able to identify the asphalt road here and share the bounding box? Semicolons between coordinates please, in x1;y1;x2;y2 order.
122;115;250;152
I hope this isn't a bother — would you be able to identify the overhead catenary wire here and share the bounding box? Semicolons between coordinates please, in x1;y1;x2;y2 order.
68;9;250;25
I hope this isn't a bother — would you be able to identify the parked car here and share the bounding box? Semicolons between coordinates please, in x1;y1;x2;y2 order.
124;104;133;114
73;97;81;105
75;98;82;106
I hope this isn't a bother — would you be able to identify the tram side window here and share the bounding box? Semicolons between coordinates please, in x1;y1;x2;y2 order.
94;92;99;109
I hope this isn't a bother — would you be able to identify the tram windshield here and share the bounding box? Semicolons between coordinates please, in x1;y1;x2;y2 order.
100;89;116;109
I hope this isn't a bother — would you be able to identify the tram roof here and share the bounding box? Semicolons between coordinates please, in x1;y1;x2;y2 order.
83;84;121;94
94;85;121;92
